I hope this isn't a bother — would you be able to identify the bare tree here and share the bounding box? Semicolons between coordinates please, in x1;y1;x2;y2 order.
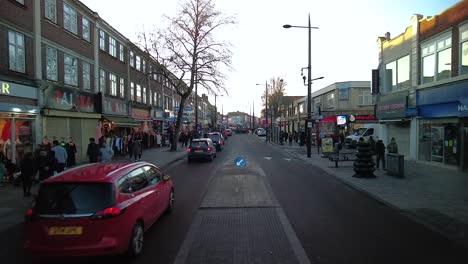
261;77;287;123
138;0;235;151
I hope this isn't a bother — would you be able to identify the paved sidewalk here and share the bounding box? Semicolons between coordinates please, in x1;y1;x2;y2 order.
269;139;468;247
0;146;186;234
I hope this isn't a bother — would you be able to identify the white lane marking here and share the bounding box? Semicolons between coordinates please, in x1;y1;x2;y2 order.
283;158;292;161
264;157;272;160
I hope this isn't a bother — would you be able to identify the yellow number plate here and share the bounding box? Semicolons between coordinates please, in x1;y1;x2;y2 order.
195;150;203;153
48;226;83;235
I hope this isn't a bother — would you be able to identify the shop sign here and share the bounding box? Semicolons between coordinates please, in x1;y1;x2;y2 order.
174;106;193;114
376;91;408;119
45;86;95;112
459;104;468;112
131;107;150;119
419;102;468;118
104;98;128;116
349;115;375;122
0;80;37;99
321;138;334;153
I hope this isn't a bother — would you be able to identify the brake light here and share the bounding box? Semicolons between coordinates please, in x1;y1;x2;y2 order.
91;206;124;220
207;147;211;152
218;141;221;144
25;208;33;217
187;147;192;153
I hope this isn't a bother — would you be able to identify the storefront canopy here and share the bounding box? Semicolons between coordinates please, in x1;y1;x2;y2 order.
320;116;336;123
103;116;140;127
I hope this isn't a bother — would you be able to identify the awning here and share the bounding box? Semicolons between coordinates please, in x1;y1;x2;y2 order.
43;108;101;119
103;116;140;127
320;116;336;123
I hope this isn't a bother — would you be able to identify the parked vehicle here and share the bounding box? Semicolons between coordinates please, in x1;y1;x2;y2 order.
222;130;229;139
225;129;233;136
204;132;224;151
24;162;174;258
187;138;217;162
256;128;266;137
345;123;383;148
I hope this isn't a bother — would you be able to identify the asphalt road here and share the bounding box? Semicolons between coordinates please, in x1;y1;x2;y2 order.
2;133;468;264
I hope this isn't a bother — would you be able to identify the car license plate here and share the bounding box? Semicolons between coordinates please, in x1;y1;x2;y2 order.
195;150;203;153
48;226;83;235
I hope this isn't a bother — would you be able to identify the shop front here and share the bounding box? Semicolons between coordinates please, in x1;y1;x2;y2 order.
42;86;100;163
0;79;39;164
151;107;165;133
376;91;413;158
417;81;468;171
130;105;153;148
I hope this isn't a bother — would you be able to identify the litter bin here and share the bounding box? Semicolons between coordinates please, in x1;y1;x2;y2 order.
386;153;404;178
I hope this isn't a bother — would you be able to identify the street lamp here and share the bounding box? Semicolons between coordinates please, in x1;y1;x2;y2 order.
214;93;223;129
284;14;319;158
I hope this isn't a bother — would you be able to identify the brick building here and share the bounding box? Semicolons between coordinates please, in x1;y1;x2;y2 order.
0;0;183;163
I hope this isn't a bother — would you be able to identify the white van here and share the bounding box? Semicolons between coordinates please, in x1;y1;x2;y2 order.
345;124;383;147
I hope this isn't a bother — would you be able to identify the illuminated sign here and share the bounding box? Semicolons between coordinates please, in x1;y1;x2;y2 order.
45;86;95;112
0;80;37;99
131;108;150;119
336;115;347;125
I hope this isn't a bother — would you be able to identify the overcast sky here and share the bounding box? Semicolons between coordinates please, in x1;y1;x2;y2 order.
81;0;459;116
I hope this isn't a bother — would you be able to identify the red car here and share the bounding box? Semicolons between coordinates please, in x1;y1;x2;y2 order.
24;162;174;258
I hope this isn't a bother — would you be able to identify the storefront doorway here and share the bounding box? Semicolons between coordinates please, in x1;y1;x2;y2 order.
418;118;460;166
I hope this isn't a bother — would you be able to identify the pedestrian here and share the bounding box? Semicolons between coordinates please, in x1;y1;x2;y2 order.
299;132;306;146
0;153;5;187
51;140;67;173
387;137;398;154
37;147;54;181
288;134;293;145
368;136;376;155
86;137;100;163
132;139;142;161
127;134;134;160
66;137;77;167
284;131;289;143
99;142;114;163
375;139;386;170
168;128;174;148
20;152;37;197
180;131;186;148
279;131;284;145
184;131;189;147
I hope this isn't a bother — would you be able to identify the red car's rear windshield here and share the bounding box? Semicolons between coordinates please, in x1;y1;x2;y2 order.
34;183;115;215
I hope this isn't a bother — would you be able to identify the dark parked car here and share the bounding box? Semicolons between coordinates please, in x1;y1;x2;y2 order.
187;138;217;162
204;132;224;151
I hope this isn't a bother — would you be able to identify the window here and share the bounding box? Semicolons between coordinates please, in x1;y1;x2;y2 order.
109;37;116;57
157;93;163;107
130;51;134;67
46;46;57;81
461;26;468;75
64;54;78;86
63;3;77;34
82;62;91;90
397;55;410;89
45;0;57;23
82;17;90;42
99;69;106;92
8;31;25;73
385;61;397;90
326;93;335;108
153;92;157;106
99;30;106;51
109;73;117;96
119;44;124;62
117;176;132;194
359;90;372;105
136;56;141;71
128;168;148;192
143;166;162;186
15;0;24;4
298;103;304;114
136;84;142;102
421;35;451;84
142;60;146;73
142;87;147;104
131;82;135;101
120;78;125;98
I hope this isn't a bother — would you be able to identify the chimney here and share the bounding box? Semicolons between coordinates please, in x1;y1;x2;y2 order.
385;32;391;40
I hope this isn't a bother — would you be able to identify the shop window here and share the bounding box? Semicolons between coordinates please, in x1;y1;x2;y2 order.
45;0;57;23
46;46;57;81
82;17;90;42
0;118;35;165
418;120;460;166
63;3;77;35
109;73;117;96
109;37;117;57
64;54;78;86
8;31;25;73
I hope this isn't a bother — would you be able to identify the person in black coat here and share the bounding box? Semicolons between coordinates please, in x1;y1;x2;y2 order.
86;137;100;163
37;147;54;181
21;152;37;197
375;140;386;170
67;138;77;167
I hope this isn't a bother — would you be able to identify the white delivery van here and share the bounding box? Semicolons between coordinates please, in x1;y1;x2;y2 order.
345;123;383;148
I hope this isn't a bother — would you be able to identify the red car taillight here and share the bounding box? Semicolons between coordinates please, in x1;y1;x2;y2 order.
25;208;33;217
91;206;125;220
218;141;221;144
207;147;211;152
187;147;192;153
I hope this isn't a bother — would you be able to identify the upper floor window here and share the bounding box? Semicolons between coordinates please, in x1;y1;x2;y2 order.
63;3;77;35
326;93;335;108
16;0;24;4
142;87;147;104
136;56;141;71
358;90;372;105
120;78;125;98
46;46;57;81
129;51;134;67
82;17;90;42
82;62;91;90
142;60;146;73
99;69;106;92
421;34;452;84
109;37;117;57
298;103;304;114
119;44;124;62
8;31;25;73
99;30;106;51
64;54;78;86
130;82;135;101
109;73;117;96
385;55;410;92
153;92;157;106
136;84;142;102
460;25;468;75
45;0;57;23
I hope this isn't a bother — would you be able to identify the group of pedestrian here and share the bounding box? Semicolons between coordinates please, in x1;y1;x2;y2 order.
366;136;399;170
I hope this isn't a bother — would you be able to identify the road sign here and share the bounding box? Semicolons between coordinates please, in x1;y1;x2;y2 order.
234;157;246;168
311;115;324;120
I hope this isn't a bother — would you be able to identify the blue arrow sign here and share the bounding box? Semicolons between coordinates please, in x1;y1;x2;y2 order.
234;157;246;168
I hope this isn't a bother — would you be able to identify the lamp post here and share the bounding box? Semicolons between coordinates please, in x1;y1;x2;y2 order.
256;81;268;142
284;14;319;158
214;93;223;129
